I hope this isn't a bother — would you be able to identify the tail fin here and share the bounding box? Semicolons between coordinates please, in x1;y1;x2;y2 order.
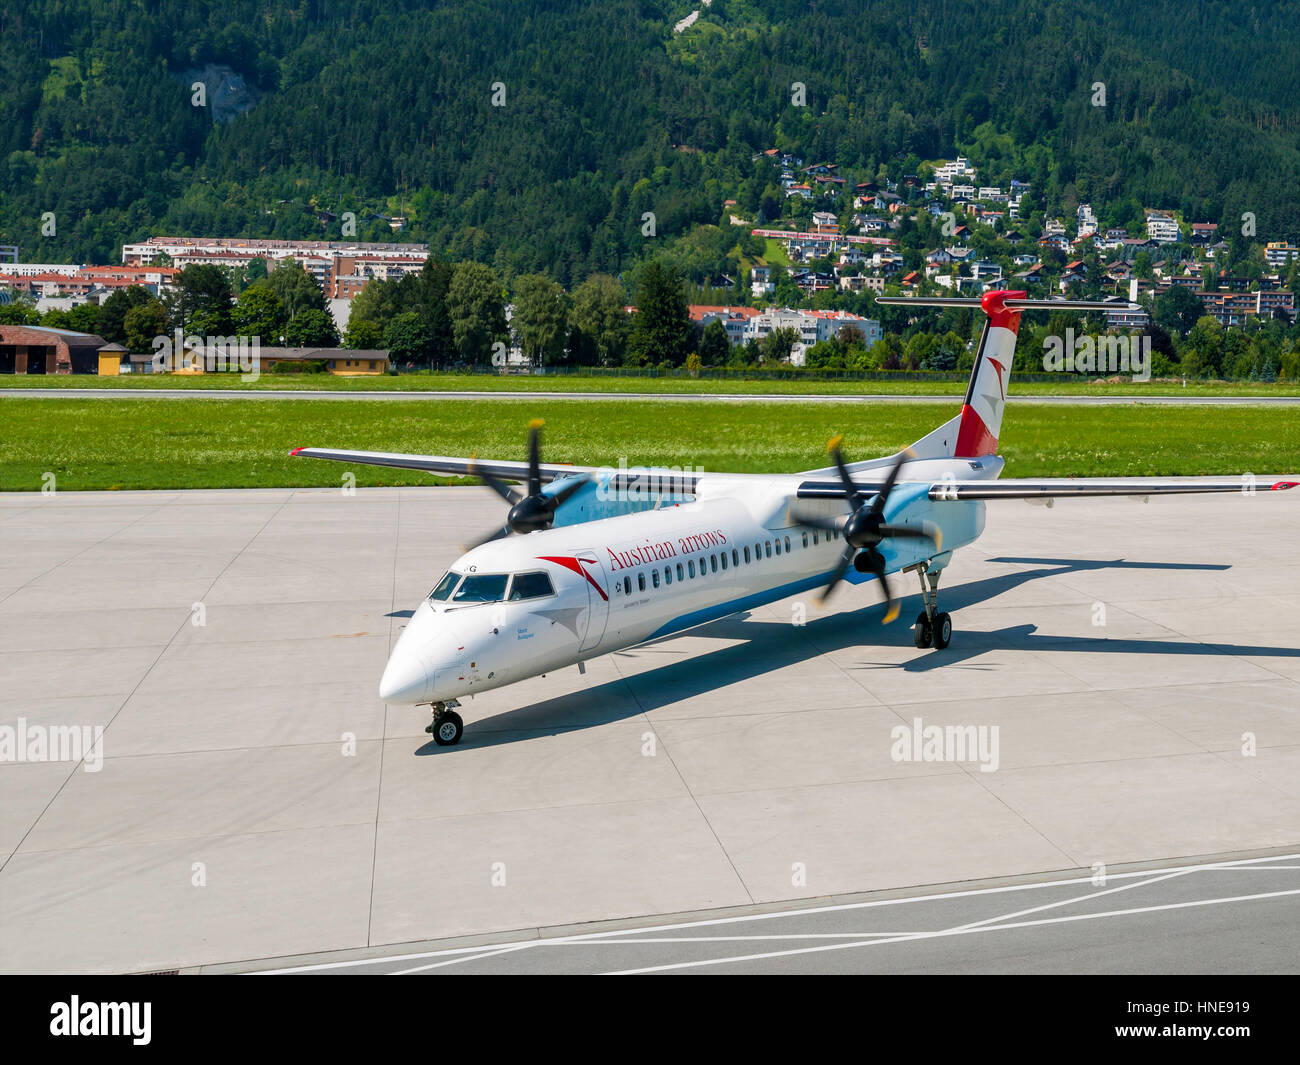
876;292;1135;459
954;289;1024;457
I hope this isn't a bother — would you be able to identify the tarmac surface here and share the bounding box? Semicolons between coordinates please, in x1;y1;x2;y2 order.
1;485;1298;974
245;851;1300;974
2;387;1299;405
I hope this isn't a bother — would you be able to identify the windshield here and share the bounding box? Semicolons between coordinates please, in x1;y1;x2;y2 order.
451;573;509;603
429;571;461;601
509;571;555;601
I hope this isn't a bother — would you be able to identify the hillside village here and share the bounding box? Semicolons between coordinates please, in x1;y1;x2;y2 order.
2;151;1299;378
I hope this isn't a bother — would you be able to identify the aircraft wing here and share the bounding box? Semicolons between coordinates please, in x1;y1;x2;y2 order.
794;475;1297;501
289;446;597;484
923;477;1298;501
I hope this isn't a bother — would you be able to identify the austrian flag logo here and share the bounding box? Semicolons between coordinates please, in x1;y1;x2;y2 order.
537;555;608;600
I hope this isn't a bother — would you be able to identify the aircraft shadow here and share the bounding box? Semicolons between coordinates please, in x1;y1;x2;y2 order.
416;555;1293;753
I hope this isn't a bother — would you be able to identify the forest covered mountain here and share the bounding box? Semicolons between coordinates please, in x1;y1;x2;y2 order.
2;0;1298;285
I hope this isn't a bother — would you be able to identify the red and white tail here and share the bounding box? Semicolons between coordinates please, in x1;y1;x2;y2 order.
954;289;1024;457
876;291;1134;461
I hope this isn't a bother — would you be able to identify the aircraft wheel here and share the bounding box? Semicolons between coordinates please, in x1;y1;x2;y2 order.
932;612;952;650
432;709;463;746
913;611;933;649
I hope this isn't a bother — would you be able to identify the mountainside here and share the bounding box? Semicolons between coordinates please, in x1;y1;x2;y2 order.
2;0;1298;282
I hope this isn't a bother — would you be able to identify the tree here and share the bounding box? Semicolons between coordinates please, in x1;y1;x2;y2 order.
232;284;286;340
1182;315;1225;378
64;303;102;333
264;259;326;319
447;262;507;362
511;274;570;367
571;274;630;366
384;311;435;366
1154;285;1205;337
96;286;153;343
166;264;235;337
245;257;269;285
344;318;386;350
760;326;798;364
698;318;730;366
283;308;339;347
628;260;693;367
348;278;401;334
414;259;456;368
123;299;168;353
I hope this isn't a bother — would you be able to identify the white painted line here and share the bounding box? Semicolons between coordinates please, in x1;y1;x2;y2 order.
389;942;536;974
605;888;1300;975
255;851;1300;973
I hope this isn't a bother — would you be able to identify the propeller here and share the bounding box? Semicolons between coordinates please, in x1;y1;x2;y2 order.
794;436;941;622
464;420;589;549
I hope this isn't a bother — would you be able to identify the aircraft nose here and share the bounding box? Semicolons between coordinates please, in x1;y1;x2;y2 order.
379;648;431;704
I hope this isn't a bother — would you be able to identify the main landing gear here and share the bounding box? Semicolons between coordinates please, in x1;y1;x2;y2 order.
425;700;464;746
907;560;952;650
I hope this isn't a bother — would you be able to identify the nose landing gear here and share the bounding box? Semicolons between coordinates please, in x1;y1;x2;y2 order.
424;700;464;746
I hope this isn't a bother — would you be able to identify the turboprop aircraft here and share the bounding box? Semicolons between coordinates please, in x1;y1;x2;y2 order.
292;290;1296;745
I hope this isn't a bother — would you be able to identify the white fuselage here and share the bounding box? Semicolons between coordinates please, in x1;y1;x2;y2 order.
378;460;991;706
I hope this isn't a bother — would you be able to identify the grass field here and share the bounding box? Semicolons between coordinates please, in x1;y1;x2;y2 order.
3;372;1300;398
2;397;1298;491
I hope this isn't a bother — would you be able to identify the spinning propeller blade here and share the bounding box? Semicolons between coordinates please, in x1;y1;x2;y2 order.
798;439;940;621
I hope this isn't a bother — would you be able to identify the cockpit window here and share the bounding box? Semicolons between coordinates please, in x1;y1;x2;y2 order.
451;574;508;603
508;571;555;601
429;572;461;601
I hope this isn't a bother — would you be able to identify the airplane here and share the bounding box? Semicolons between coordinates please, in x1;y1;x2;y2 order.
292;290;1297;745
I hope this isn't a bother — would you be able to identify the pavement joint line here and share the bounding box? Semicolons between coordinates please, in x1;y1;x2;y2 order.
243;849;1300;974
608;651;757;908
0;491;296;877
0;494;177;609
368;492;402;951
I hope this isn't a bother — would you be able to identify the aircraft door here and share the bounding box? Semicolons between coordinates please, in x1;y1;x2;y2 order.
575;550;610;653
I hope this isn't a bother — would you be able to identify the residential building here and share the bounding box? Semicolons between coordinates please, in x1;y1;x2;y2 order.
1145;212;1180;244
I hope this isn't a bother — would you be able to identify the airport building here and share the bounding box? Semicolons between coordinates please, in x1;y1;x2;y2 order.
0;324;118;375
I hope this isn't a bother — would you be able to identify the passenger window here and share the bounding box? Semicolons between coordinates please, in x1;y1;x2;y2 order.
785;536;791;553
744;546;751;564
720;552;727;571
764;541;772;559
638;573;646;592
710;554;718;573
623;576;631;595
676;563;684;581
451;574;508;603
688;560;696;578
732;548;739;567
652;569;660;589
802;532;808;548
430;571;461;601
664;566;672;585
754;542;761;560
508;571;555;601
774;539;781;556
699;555;707;574
813;531;819;545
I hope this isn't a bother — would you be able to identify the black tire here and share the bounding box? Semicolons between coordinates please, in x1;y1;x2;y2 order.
932;612;952;650
913;611;932;649
432;709;463;746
